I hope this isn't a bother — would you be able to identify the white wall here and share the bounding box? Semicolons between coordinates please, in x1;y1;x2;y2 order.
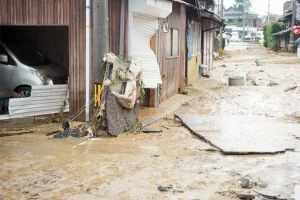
128;0;172;57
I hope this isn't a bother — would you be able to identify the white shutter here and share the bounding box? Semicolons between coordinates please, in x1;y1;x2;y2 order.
132;13;162;88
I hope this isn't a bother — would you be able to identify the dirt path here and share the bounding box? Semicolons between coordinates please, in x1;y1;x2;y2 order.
1;43;300;200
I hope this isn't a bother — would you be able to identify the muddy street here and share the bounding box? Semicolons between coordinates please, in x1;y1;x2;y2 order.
1;43;300;200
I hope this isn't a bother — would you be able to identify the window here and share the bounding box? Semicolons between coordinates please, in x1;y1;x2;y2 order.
166;28;179;56
0;45;16;65
192;22;201;55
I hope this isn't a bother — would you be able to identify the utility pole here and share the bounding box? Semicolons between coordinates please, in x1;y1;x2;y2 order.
268;0;270;24
242;0;246;40
219;0;224;54
292;0;297;42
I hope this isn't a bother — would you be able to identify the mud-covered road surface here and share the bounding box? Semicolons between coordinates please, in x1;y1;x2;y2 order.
1;43;300;200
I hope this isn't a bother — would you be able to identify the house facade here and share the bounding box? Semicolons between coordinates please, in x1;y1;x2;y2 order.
273;0;300;51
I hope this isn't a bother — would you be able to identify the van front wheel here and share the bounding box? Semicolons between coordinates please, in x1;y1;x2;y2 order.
16;87;31;97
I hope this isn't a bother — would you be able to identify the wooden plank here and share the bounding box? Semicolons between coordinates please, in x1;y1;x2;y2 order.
0;0;8;24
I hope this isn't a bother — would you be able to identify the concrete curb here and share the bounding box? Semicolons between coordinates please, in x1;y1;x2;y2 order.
141;93;203;128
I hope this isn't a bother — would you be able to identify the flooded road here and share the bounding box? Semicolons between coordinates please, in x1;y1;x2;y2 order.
1;43;300;199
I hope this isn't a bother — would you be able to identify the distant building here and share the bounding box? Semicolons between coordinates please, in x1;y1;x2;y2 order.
273;0;300;51
224;6;259;27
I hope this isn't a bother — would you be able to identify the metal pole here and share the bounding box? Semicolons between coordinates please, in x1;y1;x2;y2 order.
219;0;224;54
292;0;297;42
242;0;246;40
268;0;270;24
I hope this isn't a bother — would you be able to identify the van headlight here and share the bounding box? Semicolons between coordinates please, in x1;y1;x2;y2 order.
36;72;53;85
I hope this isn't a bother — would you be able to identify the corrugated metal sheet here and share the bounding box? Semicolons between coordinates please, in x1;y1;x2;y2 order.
132;13;162;89
0;85;69;120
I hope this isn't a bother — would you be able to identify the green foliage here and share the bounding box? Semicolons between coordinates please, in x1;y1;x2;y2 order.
263;22;285;50
222;38;226;50
233;0;251;11
229;19;249;27
140;80;145;103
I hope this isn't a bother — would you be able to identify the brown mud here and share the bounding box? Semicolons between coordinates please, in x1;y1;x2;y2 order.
1;43;300;200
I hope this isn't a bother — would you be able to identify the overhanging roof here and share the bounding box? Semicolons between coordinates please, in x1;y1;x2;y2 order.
171;0;225;24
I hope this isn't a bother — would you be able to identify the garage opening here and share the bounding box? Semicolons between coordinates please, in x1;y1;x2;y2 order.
0;26;69;116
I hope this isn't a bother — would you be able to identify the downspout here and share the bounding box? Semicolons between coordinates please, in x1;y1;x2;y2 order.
86;0;91;122
128;0;133;57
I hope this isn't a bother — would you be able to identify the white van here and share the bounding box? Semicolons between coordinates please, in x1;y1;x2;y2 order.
230;32;240;42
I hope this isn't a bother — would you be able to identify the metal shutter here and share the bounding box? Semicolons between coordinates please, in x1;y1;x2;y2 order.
132;13;162;88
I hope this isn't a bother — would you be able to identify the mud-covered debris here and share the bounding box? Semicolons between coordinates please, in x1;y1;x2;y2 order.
221;64;227;68
259;70;264;72
252;81;258;86
237;177;250;188
157;185;173;192
142;128;163;133
252;187;280;199
53;123;90;139
284;86;297;92
237;193;255;199
268;81;279;87
173;189;184;194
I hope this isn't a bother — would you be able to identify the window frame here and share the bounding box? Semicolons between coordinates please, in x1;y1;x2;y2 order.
166;28;180;58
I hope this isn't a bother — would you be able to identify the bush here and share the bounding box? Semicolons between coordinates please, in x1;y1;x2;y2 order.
264;22;285;50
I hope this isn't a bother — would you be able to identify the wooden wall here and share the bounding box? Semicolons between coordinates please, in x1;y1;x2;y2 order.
108;0;128;58
159;3;186;102
0;0;87;121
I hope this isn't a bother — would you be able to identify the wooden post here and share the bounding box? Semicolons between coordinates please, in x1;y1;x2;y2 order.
149;89;158;108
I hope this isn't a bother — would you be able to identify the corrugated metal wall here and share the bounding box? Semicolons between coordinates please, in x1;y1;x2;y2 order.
159;3;186;102
0;0;87;121
132;13;162;89
109;0;128;58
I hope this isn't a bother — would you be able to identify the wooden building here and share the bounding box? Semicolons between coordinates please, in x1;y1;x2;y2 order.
0;0;128;121
159;2;187;102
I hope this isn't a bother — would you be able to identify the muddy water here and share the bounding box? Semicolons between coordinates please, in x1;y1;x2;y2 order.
1;44;300;200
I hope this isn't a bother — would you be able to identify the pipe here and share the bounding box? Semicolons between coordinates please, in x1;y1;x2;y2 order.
85;0;91;122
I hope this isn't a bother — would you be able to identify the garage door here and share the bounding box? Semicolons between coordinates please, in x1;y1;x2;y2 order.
132;13;162;88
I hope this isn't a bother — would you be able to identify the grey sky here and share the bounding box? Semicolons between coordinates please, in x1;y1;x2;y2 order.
223;0;287;15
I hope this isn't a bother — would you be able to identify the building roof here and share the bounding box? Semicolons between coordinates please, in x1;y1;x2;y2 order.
171;0;225;24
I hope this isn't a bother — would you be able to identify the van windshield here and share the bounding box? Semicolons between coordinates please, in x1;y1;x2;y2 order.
4;40;47;66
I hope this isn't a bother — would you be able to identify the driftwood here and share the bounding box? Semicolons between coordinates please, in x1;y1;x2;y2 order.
0;130;34;137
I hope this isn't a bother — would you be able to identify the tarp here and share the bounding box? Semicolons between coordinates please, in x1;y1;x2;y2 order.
273;28;292;36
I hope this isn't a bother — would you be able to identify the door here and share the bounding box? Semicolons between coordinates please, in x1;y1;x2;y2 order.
0;44;15;93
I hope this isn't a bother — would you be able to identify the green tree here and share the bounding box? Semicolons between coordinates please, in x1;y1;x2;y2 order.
229;19;249;27
233;0;251;12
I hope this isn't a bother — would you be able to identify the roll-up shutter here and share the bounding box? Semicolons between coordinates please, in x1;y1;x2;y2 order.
132;13;162;88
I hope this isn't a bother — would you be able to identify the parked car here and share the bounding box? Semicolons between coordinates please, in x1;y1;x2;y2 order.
230;32;240;42
0;39;68;97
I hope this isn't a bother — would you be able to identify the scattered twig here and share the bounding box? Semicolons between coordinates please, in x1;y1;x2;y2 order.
284;86;297;92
